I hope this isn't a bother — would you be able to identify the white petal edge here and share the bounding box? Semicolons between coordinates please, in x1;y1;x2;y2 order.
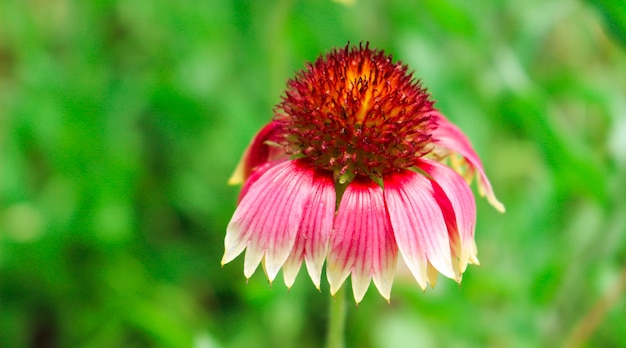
328;180;397;303
417;158;477;273
282;171;335;289
384;171;456;286
222;160;313;282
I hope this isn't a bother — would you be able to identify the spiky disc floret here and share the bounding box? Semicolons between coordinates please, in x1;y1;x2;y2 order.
275;43;437;182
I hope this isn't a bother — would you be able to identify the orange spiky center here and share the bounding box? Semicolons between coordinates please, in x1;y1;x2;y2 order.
275;43;437;183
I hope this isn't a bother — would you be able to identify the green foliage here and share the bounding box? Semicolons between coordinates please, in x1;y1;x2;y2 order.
589;0;626;47
1;0;625;347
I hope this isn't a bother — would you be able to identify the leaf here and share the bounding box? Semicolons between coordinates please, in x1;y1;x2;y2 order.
589;0;626;47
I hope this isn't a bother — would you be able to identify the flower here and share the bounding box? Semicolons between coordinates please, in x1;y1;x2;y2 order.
223;43;504;303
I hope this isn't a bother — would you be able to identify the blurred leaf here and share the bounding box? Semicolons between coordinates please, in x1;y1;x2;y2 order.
589;0;626;47
498;91;610;205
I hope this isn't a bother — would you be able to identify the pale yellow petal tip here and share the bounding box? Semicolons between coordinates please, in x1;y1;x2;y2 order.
220;256;229;267
489;196;506;213
376;285;392;304
332;0;356;6
227;153;247;185
415;278;428;291
476;172;505;213
283;275;298;291
227;167;244;186
468;241;480;266
426;264;439;288
227;177;242;186
221;250;240;267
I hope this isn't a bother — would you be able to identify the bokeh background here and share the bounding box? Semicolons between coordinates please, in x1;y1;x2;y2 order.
1;0;625;347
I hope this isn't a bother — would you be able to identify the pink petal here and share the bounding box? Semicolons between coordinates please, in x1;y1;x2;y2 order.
432;113;505;212
417;158;477;274
384;170;456;287
222;160;314;282
228;121;288;185
327;179;397;303
282;171;335;289
237;161;274;202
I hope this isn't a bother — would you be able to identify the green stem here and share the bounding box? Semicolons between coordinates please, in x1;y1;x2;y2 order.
326;286;347;348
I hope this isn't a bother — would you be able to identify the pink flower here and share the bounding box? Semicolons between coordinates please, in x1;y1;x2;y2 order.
223;43;504;303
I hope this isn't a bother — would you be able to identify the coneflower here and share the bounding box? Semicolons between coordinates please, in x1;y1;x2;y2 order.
223;43;504;304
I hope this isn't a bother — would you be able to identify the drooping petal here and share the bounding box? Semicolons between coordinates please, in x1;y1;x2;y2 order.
222;160;314;282
384;170;456;288
417;158;477;274
228;121;288;185
370;212;399;302
282;171;335;289
432;113;505;213
327;179;398;303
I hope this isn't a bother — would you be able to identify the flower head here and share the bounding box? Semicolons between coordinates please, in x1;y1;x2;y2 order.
276;44;435;183
223;43;504;303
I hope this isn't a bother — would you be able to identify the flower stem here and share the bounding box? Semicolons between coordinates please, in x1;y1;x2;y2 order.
326;286;347;348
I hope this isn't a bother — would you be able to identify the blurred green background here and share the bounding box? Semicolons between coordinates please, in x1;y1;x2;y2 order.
1;0;625;347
